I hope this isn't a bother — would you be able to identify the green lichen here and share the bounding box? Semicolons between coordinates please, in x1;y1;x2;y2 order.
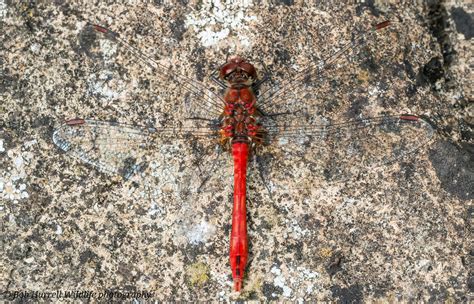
186;262;209;286
239;276;263;298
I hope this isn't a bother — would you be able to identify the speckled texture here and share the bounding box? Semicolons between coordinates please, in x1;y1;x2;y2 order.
1;1;472;302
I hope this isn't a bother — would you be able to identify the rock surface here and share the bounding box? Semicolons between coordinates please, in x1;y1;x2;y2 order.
1;1;472;302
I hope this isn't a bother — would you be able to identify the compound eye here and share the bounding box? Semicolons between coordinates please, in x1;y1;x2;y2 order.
220;62;239;80
240;63;257;79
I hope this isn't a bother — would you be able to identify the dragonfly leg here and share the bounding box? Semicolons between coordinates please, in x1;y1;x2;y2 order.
254;154;275;203
195;144;227;193
210;69;228;89
253;75;269;91
252;60;272;93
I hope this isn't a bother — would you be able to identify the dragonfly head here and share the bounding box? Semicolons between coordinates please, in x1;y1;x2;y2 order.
220;56;257;87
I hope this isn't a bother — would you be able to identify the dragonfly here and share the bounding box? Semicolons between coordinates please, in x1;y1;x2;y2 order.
52;20;435;291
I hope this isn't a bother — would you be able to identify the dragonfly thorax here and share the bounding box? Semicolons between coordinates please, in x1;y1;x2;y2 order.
220;87;263;145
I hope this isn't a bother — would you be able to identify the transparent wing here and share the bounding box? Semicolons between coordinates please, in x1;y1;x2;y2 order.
54;23;234;194
78;23;225;120
52;118;230;194
252;20;434;190
257;20;392;118
257;115;435;190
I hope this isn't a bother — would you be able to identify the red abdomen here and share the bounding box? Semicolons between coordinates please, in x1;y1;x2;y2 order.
230;142;249;291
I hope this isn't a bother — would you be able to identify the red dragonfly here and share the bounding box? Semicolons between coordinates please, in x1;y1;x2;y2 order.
52;20;434;291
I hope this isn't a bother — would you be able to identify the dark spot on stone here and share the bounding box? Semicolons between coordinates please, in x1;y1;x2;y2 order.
360;56;378;74
194;61;205;82
427;286;449;303
403;58;416;80
57;1;79;17
287;241;303;261
170;17;186;41
299;214;320;231
330;284;363;304
346;97;367;118
275;47;290;64
400;161;416;180
450;7;473;40
17;210;37;229
6;111;29;136
389;62;405;80
429;141;473;200
459;118;474;142
262;282;283;300
54;240;71;251
79;249;98;264
275;0;294;5
422;57;444;84
16;1;42;32
118;263;133;278
405;83;417;97
380;97;397;108
162;0;188;5
0;70;18;94
468;274;474;292
133;24;150;36
31;115;51;128
355;0;380;17
255;153;274;179
323;167;333;182
378;81;389;92
426;3;456;67
245;290;259;300
182;242;207;261
7;243;32;260
447;276;461;289
259;218;273;231
303;73;312;86
224;223;231;235
118;157;145;180
77;25;102;60
372;281;391;298
139;78;150;90
109;225;129;249
323;98;340;113
326;251;343;276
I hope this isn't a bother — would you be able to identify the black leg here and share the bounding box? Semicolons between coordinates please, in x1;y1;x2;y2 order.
253;74;269;91
196;145;224;193
211;74;228;89
254;154;275;204
253;59;273;91
253;75;269;92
